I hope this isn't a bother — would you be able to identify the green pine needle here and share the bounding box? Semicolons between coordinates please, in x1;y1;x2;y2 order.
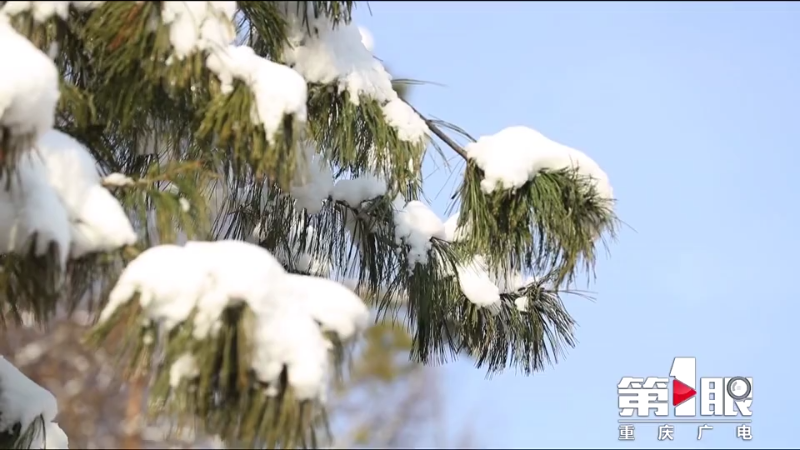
0;414;46;450
86;299;337;448
305;86;424;197
459;163;619;287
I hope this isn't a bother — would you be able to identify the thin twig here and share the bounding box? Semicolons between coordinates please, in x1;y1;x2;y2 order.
406;103;469;161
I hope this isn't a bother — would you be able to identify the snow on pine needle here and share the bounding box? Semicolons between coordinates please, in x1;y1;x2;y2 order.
160;1;309;144
0;2;105;23
0;357;68;449
466;126;613;201
91;239;370;447
281;4;428;145
0;129;135;276
459;126;618;285
34;130;137;258
0;17;60;166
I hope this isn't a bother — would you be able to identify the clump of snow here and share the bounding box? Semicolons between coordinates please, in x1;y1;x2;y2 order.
455;256;502;314
1;1;104;23
169;353;199;388
0;18;60;146
392;195;445;267
358;26;374;53
281;7;429;143
514;296;529;312
442;211;470;243
290;145;333;214
33;421;69;449
0;129;136;269
102;172;135;187
35;129;138;258
381;98;429;143
1;1;104;22
0;357;60;439
159;2;308;144
160;2;237;61
465;126;614;202
206;45;308;143
331;175;387;208
98;240;370;400
279;273;370;340
0;152;72;268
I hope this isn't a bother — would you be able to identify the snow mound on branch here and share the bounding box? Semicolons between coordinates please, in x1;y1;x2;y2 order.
331;175;387;208
0;19;60;145
0;130;135;267
466;126;614;201
98;240;370;400
160;2;237;61
1;1;104;22
358;26;374;53
206;44;308;143
392;195;445;267
281;7;429;143
0;152;72;267
34;422;69;449
290;145;333;214
0;357;68;449
158;2;308;143
36;129;137;258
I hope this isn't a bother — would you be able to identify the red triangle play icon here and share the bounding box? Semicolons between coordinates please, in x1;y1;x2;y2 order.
672;379;697;406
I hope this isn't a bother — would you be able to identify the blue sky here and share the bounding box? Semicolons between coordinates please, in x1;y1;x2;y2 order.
356;2;799;448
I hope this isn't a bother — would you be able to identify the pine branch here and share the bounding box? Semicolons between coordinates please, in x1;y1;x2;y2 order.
406;103;469;161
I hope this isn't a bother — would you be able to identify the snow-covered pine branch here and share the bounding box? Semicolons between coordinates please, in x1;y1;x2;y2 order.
0;357;68;449
0;1;618;448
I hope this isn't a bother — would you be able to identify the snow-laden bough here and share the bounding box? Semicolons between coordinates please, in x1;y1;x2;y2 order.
0;357;69;449
91;239;370;447
459;125;617;284
0;129;136;270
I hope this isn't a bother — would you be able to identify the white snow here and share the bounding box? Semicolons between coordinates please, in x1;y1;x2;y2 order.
279;273;370;340
102;172;135;187
455;256;502;313
32;422;69;449
159;2;308;144
98;240;370;401
169;353;199;388
465;126;614;202
1;1;104;22
331;175;387;208
290;145;333;214
205;44;308;143
0;356;58;436
0;18;60;146
179;197;190;212
442;211;469;243
0;130;136;268
35;129;137;258
392;196;445;267
0;152;72;267
358;26;374;53
281;7;429;143
160;2;237;61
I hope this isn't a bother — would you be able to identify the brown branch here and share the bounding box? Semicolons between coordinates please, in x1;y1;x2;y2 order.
406;103;469;161
122;374;144;449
